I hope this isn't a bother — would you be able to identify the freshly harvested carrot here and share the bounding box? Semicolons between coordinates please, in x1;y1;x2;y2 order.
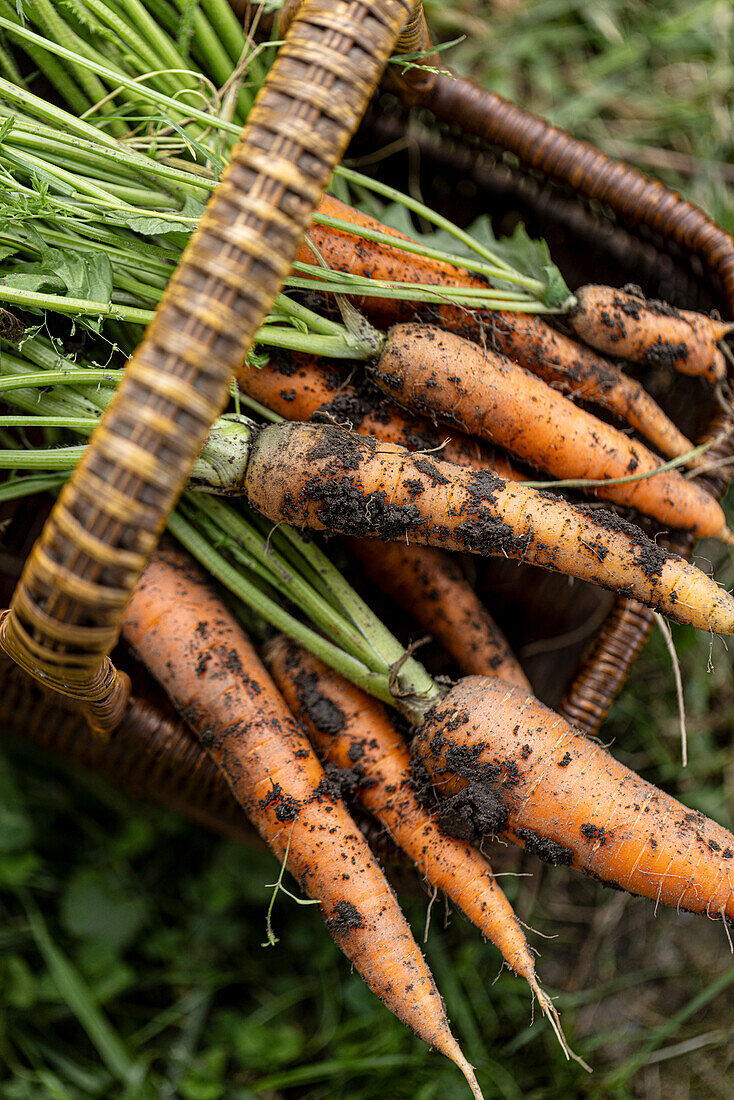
567;285;733;383
346;539;530;688
464;311;696;463
299;196;694;460
244;420;734;634
122;544;482;1096
238;351;522;480
413;676;734;923
267;638;582;1063
373;324;727;539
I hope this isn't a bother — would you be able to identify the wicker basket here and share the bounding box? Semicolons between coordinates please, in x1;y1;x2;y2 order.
1;3;733;806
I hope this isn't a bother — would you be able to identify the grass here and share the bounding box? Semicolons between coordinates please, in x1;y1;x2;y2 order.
1;1;734;1097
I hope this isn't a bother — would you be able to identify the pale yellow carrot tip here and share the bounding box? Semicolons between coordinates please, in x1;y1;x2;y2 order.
456;1054;485;1100
717;526;734;548
441;1031;485;1099
531;978;593;1074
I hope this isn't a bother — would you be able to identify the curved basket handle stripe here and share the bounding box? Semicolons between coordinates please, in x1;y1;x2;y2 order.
0;0;416;735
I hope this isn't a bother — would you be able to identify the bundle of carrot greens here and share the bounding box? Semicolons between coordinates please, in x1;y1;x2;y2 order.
1;3;734;1095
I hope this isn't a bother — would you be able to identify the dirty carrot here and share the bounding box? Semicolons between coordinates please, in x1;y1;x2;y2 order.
372;324;727;540
267;637;583;1064
346;539;530;688
567;285;733;383
413;676;734;923
243;420;734;634
299;195;695;459
121;543;482;1097
238;351;522;480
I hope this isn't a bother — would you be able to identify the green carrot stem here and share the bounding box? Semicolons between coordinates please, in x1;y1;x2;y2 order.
273;524;441;722
0;445;87;469
0;472;68;504
105;0;188;75
0;285;156;326
310;211;540;289
168;509;397;707
0;18;242;136
29;0;127;138
199;0;247;64
285;275;549;311
37;225;176;278
521;437;718;491
0;369;125;394
273;294;350;337
14;39;92;118
335;167;525;274
77;0;192;99
0;73;118;146
254;327;372;359
0;144;134;207
0;415;98;430
186;4;236;88
0;349;106;420
186;496;383;670
0;21;22;84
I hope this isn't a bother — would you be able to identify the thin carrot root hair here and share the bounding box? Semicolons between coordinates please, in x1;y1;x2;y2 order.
530;979;591;1073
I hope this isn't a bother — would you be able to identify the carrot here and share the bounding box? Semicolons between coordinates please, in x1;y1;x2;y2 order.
372;324;727;539
462;310;696;463
121;543;482;1096
346;539;530;688
299;195;695;460
266;637;583;1064
243;420;734;634
567;285;733;383
413;676;734;923
238;351;523;480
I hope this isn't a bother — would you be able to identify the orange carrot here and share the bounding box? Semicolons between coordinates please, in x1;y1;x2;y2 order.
568;285;733;383
461;310;696;462
413;676;734;923
267;637;584;1064
238;351;523;480
243;420;734;633
346;539;530;688
372;324;726;539
299;195;694;460
122;543;482;1096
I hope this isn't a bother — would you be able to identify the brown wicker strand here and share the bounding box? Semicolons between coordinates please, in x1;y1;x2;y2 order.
0;0;413;735
414;75;734;315
557;599;654;732
394;1;428;53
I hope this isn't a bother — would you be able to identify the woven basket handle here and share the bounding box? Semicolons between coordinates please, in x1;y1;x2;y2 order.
0;0;418;736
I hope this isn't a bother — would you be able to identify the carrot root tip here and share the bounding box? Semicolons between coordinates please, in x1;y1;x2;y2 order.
531;979;592;1074
455;1054;485;1100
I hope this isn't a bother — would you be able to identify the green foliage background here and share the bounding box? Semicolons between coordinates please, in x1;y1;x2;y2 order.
1;2;733;1097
